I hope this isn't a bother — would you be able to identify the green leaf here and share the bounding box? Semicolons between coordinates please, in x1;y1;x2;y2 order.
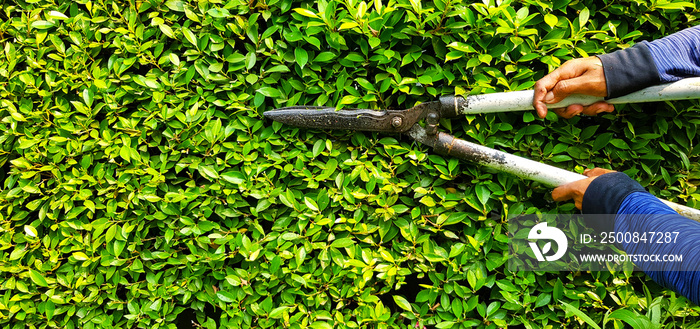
447;42;476;53
310;321;332;329
475;185;490;205
257;87;281;98
592;133;612;152
207;8;230;18
560;301;601;329
45;301;55;320
295;48;308;68
304;197;319;211
82;89;94;107
120;146;131;162
169;53;180;66
420;196;436;207
340;95;359;105
182;27;197;47
269;306;291;318
165;0;185;11
553;278;563;301
48;11;69;20
312;139;324;157
339;22;358;30
279;193;296;209
315;52;336;62
281;232;300;240
295;247;306;267
606;309;652;329
221;171;245;184
520;125;545;135
31;21;55;29
451;298;463;316
393;295;412;312
150;298;162;311
436;321;455;329
199;165;220;180
106;225;117;243
266;65;290;73
246;52;257;70
217;291;236;303
24;225;38;238
611;139;629;149
29;269;48;287
550;155;572;162
72;252;89;261
256;199;271;213
655;2;694;9
535;293;551;308
579;7;590;28
294;8;319;18
330;237;354;248
10;248;27;261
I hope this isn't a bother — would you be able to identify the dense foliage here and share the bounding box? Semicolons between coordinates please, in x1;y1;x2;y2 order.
1;0;700;328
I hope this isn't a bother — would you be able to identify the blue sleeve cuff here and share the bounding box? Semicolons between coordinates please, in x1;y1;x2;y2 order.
597;42;661;98
581;172;646;231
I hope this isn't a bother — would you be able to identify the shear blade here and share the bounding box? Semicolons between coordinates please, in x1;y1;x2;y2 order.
263;106;407;132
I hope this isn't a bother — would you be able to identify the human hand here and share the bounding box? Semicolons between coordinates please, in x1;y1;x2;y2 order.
533;57;615;119
551;168;616;209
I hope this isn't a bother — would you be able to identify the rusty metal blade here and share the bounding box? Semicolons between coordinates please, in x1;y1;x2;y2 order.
263;106;417;132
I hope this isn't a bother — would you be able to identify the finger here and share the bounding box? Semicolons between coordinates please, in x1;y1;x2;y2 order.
552;183;573;202
552;179;592;210
533;60;587;118
534;58;600;118
534;74;560;118
581;102;614;116
563;104;583;118
551;107;567;118
584;168;616;177
552;184;576;202
602;104;615;114
551;105;582;119
546;75;606;104
552;105;582;119
534;83;549;118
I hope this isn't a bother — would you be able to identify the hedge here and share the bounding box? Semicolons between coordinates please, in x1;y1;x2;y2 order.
1;0;700;328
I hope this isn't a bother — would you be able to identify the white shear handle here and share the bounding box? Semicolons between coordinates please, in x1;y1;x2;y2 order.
459;77;700;114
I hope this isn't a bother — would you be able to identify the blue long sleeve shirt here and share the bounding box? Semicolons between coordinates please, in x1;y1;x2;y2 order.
647;25;700;83
617;193;700;303
598;25;700;97
581;173;700;304
585;26;700;304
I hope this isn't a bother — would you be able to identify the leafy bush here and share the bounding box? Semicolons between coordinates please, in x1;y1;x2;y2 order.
1;0;700;328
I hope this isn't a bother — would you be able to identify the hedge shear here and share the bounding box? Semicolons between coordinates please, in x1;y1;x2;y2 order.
264;78;700;220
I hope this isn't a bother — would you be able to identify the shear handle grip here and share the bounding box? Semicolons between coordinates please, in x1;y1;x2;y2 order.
455;77;700;115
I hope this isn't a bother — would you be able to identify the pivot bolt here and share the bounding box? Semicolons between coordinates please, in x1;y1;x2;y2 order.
426;112;439;135
426;112;439;124
391;117;403;128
